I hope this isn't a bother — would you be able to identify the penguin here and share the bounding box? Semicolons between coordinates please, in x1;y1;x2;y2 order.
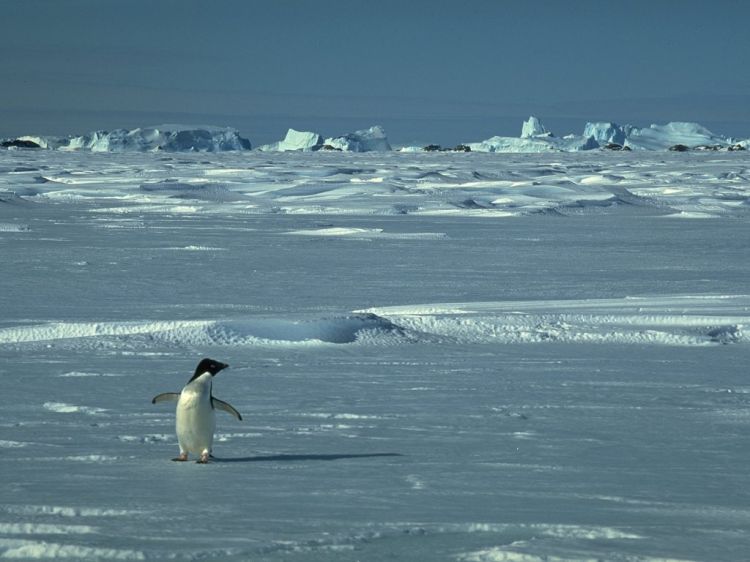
152;358;242;464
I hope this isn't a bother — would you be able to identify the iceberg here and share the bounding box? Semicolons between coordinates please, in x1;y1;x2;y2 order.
465;116;741;153
324;126;391;152
520;116;551;138
467;117;597;153
5;117;746;155
257;129;324;152
468;135;599;153
467;136;558;153
623;122;727;151
15;125;251;152
16;135;52;149
583;122;633;146
1;138;41;149
256;126;391;153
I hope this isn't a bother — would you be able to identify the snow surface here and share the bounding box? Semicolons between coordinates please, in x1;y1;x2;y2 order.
1;148;750;561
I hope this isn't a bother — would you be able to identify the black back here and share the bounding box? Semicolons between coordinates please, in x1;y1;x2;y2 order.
188;358;229;383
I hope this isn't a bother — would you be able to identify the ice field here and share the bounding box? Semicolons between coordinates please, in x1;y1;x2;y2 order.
1;148;749;560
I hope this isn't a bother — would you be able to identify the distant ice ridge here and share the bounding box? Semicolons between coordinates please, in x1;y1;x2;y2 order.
5;117;747;153
23;124;393;153
258;125;392;152
18;124;251;152
464;116;746;153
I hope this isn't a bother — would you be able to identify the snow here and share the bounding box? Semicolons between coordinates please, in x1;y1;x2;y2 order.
1;147;750;561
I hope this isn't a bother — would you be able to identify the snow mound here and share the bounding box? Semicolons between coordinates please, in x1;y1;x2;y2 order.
206;315;403;344
257;129;324;152
2;297;746;351
26;125;251;152
360;295;750;346
324;126;391;152
0;315;405;349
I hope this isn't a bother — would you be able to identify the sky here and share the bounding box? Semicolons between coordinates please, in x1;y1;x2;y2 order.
2;0;749;146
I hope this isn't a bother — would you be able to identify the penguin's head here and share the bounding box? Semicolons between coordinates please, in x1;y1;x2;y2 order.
189;358;229;382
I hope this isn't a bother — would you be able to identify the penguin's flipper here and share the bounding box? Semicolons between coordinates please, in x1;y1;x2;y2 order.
152;392;180;404
211;397;243;421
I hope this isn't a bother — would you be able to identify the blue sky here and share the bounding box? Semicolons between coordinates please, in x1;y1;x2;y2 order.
2;0;749;145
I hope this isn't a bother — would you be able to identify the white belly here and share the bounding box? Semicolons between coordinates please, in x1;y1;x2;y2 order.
175;389;215;455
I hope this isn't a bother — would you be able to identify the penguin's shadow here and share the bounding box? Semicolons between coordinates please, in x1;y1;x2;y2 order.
212;452;403;463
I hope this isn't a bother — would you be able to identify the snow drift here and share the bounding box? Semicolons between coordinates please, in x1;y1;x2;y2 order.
1;296;746;350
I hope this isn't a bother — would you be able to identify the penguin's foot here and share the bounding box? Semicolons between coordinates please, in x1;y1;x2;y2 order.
172;453;188;462
197;452;210;464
